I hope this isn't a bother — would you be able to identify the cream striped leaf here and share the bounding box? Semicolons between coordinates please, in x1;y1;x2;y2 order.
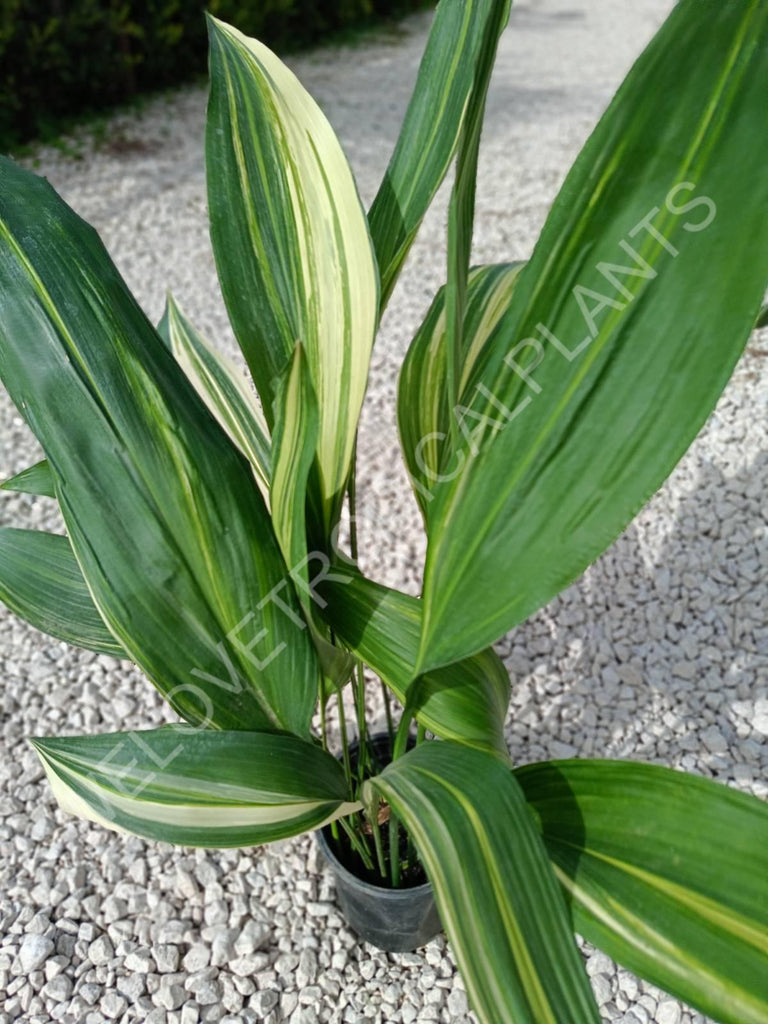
0;156;319;736
0;528;126;657
517;759;768;1024
443;0;508;456
158;296;271;500
398;263;524;519
270;343;354;690
418;0;768;672
1;459;55;498
318;561;509;753
368;0;511;306
32;729;359;848
206;17;379;535
371;742;600;1024
270;343;318;588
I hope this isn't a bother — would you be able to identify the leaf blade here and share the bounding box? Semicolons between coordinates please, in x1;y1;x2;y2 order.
33;728;358;847
372;742;599;1024
419;1;768;670
270;342;318;587
0;527;126;657
0;156;318;735
158;296;271;498
398;263;524;518
1;459;55;498
206;17;379;533
517;758;768;1024
319;562;509;753
369;0;511;306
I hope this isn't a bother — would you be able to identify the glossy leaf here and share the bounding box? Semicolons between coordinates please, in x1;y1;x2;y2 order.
1;459;55;498
319;562;509;753
270;343;318;589
270;343;354;690
443;0;507;446
517;759;768;1024
398;263;524;517
158;295;271;499
33;728;358;847
0;156;318;735
371;742;600;1024
418;1;768;671
0;528;126;657
369;0;511;305
206;17;379;534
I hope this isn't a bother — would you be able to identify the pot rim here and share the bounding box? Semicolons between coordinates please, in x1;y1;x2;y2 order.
317;729;433;899
315;822;434;900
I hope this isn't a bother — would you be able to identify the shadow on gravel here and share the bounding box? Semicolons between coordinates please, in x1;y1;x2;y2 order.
501;445;767;774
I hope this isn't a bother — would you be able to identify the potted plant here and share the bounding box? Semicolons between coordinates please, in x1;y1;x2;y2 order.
0;1;767;1021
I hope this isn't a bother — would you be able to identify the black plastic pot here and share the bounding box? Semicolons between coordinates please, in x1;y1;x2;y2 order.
315;733;442;952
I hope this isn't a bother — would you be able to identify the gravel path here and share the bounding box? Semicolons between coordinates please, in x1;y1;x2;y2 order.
1;1;767;1023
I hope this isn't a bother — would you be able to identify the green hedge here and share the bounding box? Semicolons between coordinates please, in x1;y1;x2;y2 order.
0;0;422;148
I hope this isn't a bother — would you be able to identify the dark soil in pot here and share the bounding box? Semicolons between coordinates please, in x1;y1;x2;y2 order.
316;732;442;952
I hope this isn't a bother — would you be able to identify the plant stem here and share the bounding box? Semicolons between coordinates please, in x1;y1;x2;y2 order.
338;816;374;872
382;682;394;747
319;700;342;843
388;709;414;887
388;807;401;888
320;692;328;750
333;624;375;869
337;689;352;787
347;447;370;785
400;723;427;871
354;662;368;785
392;707;414;761
369;796;387;879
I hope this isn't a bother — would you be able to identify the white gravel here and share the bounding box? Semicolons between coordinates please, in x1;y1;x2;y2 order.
1;1;767;1023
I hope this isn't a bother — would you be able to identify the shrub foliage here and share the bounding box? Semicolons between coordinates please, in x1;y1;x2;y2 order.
0;0;421;147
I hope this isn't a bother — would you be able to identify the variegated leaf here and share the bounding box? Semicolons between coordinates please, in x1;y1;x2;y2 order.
0;528;126;657
418;0;768;672
270;342;318;590
158;295;271;499
0;156;319;736
398;263;524;518
517;759;768;1024
206;18;379;535
371;742;600;1024
269;342;354;690
33;729;359;847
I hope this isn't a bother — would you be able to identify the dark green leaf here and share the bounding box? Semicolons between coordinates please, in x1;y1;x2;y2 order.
517;758;768;1024
372;742;600;1024
0;528;126;657
0;156;319;735
443;0;507;444
1;459;55;498
419;1;768;671
33;728;358;847
319;562;509;753
369;0;511;306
